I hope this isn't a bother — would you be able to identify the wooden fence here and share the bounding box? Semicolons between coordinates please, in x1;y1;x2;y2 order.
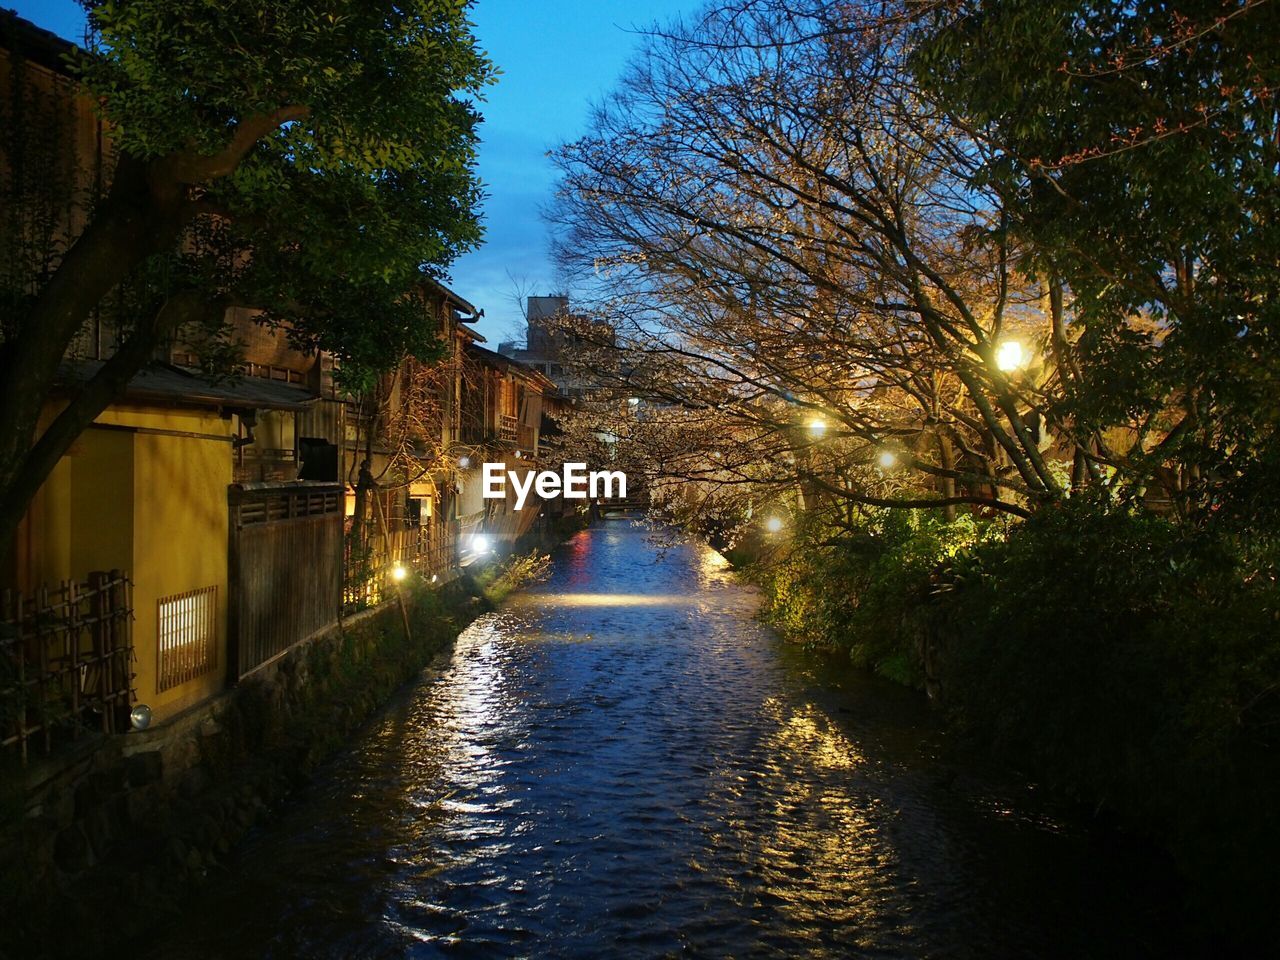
1;571;133;763
227;483;343;680
343;518;459;612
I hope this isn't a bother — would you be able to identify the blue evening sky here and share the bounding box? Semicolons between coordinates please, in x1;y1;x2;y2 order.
9;0;696;342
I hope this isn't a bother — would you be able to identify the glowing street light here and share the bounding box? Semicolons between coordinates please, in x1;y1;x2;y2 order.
765;516;785;534
877;450;898;470
457;455;472;469
390;563;408;583
995;340;1027;373
471;533;491;554
807;417;827;438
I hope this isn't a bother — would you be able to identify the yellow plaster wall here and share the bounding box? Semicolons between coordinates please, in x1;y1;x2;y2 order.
69;428;134;578
9;403;234;721
125;408;233;718
11;456;73;592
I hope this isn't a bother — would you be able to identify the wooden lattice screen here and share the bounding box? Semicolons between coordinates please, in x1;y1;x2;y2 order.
156;584;218;692
1;571;134;763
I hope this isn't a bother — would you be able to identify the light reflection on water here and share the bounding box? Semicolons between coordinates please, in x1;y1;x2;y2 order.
145;521;1207;960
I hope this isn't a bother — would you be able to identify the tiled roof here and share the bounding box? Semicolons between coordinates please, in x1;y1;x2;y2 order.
58;361;318;411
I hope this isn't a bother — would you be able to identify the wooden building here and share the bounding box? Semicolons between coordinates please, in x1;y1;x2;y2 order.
0;12;569;762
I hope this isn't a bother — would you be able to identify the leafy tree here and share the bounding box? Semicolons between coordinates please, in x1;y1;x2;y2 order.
914;0;1280;525
0;0;493;550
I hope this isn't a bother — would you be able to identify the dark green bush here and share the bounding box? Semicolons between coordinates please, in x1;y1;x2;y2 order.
750;496;1280;931
932;497;1280;927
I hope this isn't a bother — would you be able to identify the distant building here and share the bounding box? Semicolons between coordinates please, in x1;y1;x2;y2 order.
497;296;612;399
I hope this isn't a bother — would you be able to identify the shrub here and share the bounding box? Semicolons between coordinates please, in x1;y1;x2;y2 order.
752;509;999;684
931;497;1280;929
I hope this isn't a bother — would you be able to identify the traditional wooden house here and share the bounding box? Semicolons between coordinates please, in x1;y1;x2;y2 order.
338;282;482;607
454;342;557;562
0;10;579;764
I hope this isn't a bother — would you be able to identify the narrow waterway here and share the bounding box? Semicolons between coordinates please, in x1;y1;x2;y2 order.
146;521;1210;959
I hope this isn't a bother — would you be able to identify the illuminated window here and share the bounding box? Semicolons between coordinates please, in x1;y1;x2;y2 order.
157;585;217;691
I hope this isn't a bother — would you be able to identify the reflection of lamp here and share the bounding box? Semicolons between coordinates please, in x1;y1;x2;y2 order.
877;450;897;469
391;563;407;583
995;340;1027;372
130;704;152;731
765;516;784;533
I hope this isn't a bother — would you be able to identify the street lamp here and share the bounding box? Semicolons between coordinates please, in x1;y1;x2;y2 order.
390;563;408;583
995;340;1027;373
807;417;827;438
472;533;491;554
765;516;784;534
457;455;472;469
877;450;898;470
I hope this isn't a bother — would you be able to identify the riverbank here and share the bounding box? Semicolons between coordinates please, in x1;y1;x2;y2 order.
0;499;593;960
741;500;1280;948
0;573;491;960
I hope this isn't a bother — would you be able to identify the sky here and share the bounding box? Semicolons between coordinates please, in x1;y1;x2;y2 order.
9;0;697;343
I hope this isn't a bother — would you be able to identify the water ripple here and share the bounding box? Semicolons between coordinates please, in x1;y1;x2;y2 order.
144;521;1209;960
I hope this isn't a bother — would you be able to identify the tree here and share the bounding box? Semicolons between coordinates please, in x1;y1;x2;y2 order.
914;0;1280;525
0;0;493;550
549;0;1072;541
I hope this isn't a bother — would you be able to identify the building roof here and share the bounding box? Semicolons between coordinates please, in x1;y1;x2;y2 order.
423;277;480;320
0;9;80;76
59;361;318;412
465;343;556;391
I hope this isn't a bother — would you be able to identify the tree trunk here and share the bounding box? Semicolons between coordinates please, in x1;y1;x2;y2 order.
937;432;957;522
0;152;191;563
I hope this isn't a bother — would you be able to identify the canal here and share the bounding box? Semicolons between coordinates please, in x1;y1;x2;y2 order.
146;520;1212;958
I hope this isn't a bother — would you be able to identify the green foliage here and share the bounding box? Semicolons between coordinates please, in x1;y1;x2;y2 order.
71;0;488;379
473;550;552;605
915;0;1280;526
753;509;1000;684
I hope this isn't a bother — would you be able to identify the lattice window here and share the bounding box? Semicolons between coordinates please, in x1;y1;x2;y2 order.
157;585;217;691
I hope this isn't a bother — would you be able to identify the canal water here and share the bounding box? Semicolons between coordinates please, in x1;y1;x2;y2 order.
146;520;1213;959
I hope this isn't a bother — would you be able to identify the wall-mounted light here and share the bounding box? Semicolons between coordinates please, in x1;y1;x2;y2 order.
391;563;407;583
457;455;472;469
877;450;898;470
